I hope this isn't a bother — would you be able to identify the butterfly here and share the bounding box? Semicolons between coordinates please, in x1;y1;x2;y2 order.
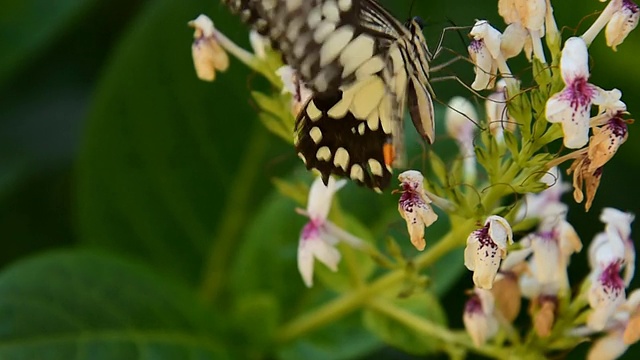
222;0;435;191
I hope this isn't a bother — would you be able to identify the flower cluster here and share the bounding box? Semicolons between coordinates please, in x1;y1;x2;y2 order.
187;0;637;358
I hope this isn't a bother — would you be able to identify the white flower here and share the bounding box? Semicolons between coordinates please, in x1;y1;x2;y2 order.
527;203;582;294
600;208;636;285
463;288;499;347
518;0;548;61
511;203;581;299
587;208;635;331
188;15;229;82
498;0;548;60
397;171;438;251
574;289;640;359
469;21;504;90
545;37;604;149
445;97;478;183
606;0;640;51
588;237;626;330
297;177;363;287
446;97;478;150
464;215;513;289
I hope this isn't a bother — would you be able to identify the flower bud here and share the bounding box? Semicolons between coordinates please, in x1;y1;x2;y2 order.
531;295;557;337
189;15;229;82
491;271;522;322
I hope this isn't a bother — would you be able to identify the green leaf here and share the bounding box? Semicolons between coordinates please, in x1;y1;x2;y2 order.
0;250;229;359
532;58;552;89
363;292;447;355
76;0;294;284
503;130;520;161
0;0;98;84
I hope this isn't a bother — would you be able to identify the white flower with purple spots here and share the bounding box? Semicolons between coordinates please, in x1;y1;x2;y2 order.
468;21;504;90
606;0;640;51
397;170;438;251
587;208;635;330
463;288;499;347
546;37;604;149
464;215;513;289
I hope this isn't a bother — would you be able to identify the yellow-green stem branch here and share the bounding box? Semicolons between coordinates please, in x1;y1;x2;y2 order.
367;298;510;359
275;218;477;343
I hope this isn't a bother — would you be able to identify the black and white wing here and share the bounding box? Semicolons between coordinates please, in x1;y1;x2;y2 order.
221;0;435;190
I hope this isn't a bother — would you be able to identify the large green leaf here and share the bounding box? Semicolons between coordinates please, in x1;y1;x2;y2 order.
0;0;99;84
76;0;293;285
0;251;228;359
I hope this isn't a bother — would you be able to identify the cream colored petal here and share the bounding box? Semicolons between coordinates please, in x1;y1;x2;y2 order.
587;279;626;330
587;331;628;360
464;234;480;271
486;215;513;249
605;4;640;51
501;22;528;59
472;245;501;289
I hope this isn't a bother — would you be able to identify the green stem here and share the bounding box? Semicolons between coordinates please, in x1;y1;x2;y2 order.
198;125;271;304
275;218;477;343
368;298;510;359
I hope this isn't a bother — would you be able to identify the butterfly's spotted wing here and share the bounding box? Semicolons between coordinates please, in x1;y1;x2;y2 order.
295;89;395;190
221;0;435;190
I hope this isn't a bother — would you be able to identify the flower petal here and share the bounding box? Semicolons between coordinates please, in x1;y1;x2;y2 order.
463;289;498;347
587;330;629;360
472;244;502;289
486;215;513;249
469;40;497;90
560;37;590;83
297;230;342;288
307;177;346;220
545;90;592;149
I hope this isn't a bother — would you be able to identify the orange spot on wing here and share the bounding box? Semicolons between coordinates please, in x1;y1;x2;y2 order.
383;142;395;168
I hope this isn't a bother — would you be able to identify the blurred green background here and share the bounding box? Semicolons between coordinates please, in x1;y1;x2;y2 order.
0;0;638;359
